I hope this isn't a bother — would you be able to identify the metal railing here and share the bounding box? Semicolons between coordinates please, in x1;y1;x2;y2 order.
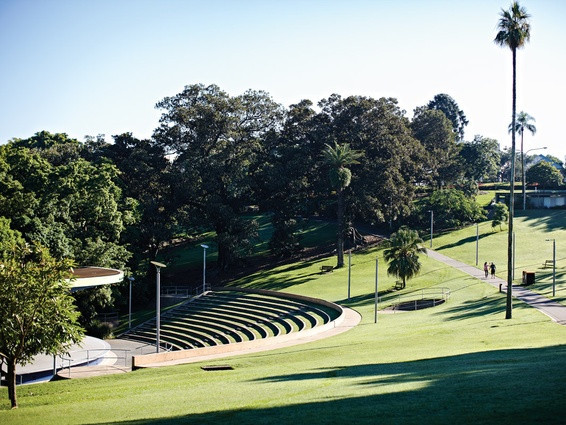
58;348;131;378
389;287;451;312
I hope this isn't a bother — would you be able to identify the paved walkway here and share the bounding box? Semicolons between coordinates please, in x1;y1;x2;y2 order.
427;249;566;325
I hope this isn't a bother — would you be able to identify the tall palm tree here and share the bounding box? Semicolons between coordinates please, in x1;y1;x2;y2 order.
508;111;536;210
321;142;363;268
495;1;531;319
383;227;426;289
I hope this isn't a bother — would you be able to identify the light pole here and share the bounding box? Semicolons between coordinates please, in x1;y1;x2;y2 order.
475;223;479;266
150;261;166;353
428;210;434;248
522;146;547;210
374;258;379;324
201;244;209;294
128;276;134;329
546;239;556;297
348;249;351;301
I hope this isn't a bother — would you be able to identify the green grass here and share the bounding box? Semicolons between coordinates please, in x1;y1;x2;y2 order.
433;209;566;304
3;214;566;423
156;215;337;274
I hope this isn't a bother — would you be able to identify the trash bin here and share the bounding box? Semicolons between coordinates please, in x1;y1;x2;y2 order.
522;271;535;285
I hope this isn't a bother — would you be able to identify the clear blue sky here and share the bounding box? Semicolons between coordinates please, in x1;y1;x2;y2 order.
1;0;564;160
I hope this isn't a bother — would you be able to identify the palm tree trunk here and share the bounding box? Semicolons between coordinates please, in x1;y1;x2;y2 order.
521;132;526;210
336;189;344;268
506;47;516;320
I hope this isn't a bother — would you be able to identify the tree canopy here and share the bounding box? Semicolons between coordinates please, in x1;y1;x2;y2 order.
0;242;83;408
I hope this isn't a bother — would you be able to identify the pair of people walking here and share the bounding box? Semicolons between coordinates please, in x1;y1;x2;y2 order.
483;262;496;279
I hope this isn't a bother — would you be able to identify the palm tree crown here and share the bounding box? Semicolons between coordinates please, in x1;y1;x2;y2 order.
494;2;531;51
383;227;426;289
508;111;536;136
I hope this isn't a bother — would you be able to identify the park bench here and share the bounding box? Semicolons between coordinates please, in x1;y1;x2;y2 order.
394;281;404;290
320;265;334;274
543;259;554;268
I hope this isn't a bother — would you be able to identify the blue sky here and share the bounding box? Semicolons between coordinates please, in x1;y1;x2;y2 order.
1;0;565;160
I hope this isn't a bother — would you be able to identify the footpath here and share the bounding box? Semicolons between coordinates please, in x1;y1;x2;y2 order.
427;249;566;325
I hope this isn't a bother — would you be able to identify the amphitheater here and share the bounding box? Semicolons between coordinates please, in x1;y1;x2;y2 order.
122;287;357;369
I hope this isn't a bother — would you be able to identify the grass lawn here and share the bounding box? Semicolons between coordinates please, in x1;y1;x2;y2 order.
432;209;566;305
3;216;566;423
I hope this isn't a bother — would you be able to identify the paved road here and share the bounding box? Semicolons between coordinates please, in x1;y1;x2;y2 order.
427;249;566;325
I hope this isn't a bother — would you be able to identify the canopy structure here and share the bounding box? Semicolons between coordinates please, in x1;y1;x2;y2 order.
70;266;124;291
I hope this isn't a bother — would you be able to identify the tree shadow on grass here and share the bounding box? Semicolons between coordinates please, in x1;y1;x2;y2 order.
519;210;566;232
436;232;492;251
88;346;566;425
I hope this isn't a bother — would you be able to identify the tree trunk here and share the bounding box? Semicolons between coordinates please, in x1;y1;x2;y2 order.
8;358;17;409
506;47;516;320
336;189;344;268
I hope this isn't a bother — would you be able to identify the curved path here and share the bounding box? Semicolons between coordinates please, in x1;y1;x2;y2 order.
427;249;566;325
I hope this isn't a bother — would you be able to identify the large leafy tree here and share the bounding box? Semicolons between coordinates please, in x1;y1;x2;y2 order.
383;227;426;289
0;243;83;408
316;95;426;229
424;189;486;230
258;100;322;257
426;94;469;141
508;111;536;210
526;161;563;188
459;135;501;182
411;107;459;187
495;1;531;319
153;84;284;270
321;142;363;268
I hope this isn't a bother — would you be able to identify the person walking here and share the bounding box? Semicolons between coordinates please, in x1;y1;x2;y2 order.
490;262;496;279
483;262;489;278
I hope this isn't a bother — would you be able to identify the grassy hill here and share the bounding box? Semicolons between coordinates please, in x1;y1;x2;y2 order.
2;212;566;423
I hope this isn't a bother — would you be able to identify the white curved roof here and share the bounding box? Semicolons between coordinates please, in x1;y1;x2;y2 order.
70;266;124;290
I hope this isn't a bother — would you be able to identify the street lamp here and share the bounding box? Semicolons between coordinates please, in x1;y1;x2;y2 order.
150;261;166;353
201;244;209;294
522;146;547;210
545;239;556;297
428;210;434;248
128;276;134;329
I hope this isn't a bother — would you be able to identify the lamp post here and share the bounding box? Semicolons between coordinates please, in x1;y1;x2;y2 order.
374;258;379;324
522;146;547;210
546;239;556;297
428;210;434;248
150;261;166;353
475;223;479;266
128;276;134;329
348;249;351;301
201;244;209;294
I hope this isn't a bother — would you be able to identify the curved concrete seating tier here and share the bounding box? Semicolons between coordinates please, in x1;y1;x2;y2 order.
120;287;343;354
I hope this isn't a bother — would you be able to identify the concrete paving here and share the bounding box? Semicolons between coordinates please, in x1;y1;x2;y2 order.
427;248;566;325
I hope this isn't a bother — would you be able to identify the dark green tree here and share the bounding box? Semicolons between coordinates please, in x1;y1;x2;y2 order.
383;227;426;289
0;243;83;408
411;107;459;187
495;0;531;319
459;135;501;182
526;161;563;188
426;94;469;141
153;84;284;270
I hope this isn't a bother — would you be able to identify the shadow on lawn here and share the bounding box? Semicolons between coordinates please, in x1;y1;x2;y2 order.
519;210;566;231
436;232;493;251
233;259;323;291
89;346;566;425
